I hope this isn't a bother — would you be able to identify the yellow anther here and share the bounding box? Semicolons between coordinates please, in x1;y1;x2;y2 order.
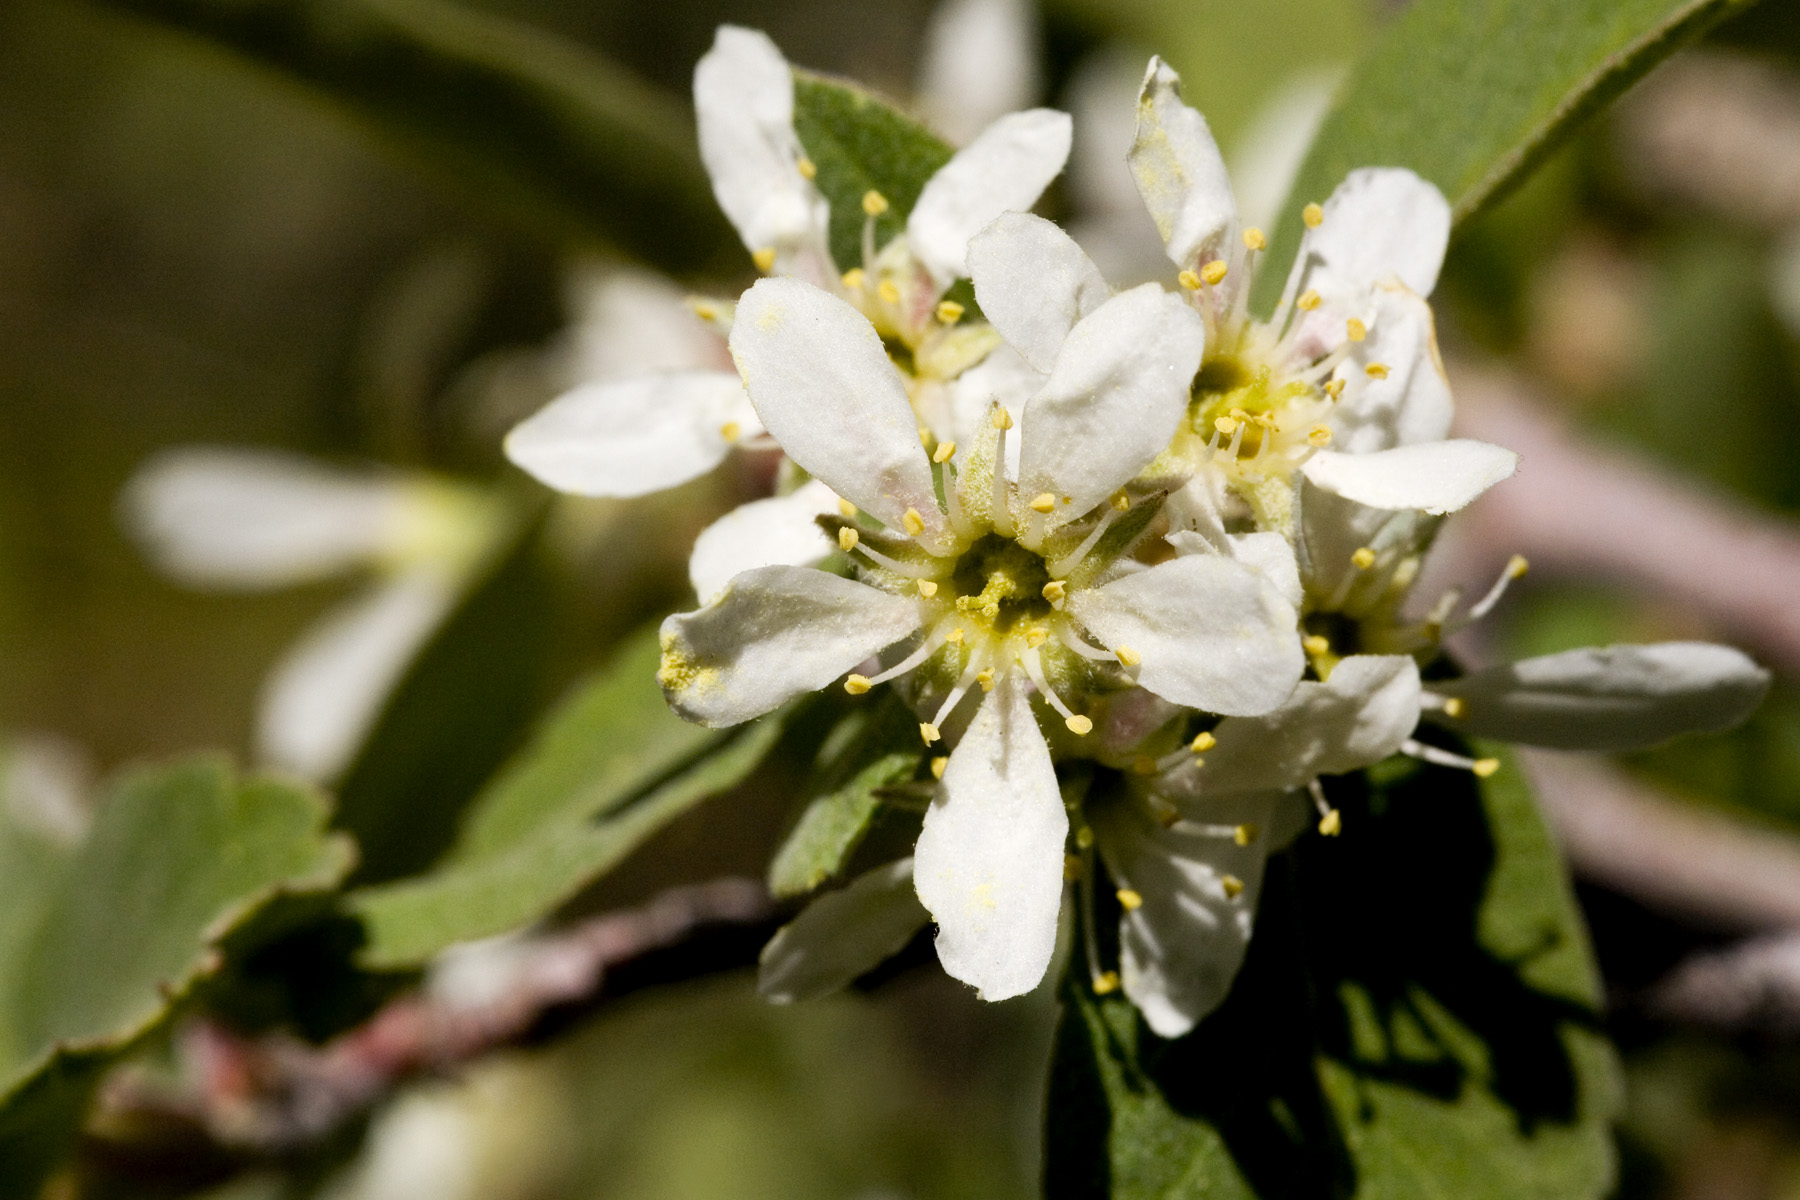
844;674;872;695
1115;645;1141;668
1065;854;1084;882
1243;227;1267;251
1351;546;1377;570
1116;888;1144;912
1190;731;1216;753
841;267;866;291
919;426;932;446
1318;808;1342;836
1308;426;1332;447
1297;288;1322;311
1442;697;1467;719
1324;378;1346;400
1220;874;1245;899
1111;491;1131;512
1214;415;1240;435
1093;971;1120;994
1131;756;1158;775
1025;627;1048;648
1303;634;1330;656
1473;758;1501;778
916;579;939;598
752;247;777;272
933;440;957;464
1075;826;1094;850
945;627;965;644
1365;362;1390;379
902;508;926;536
1345;318;1368;343
861;189;890;216
976;669;995;692
877;279;901;305
838;527;860;552
797;156;817;179
1506;554;1530;579
991;407;1014;430
1042;580;1067;603
836;498;858;518
1200;260;1229;286
1303;202;1324;228
930;755;949;779
1029;492;1056;513
1178;269;1203;291
935;300;965;324
689;299;720;321
1065;715;1094;736
920;722;941;745
719;421;742;443
1234;823;1259;847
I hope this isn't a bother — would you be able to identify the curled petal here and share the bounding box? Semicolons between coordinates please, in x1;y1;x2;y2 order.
1128;57;1237;270
1067;555;1303;717
758;859;929;1003
914;674;1067;1000
504;371;756;498
1432;643;1770;751
688;481;838;605
968;212;1110;372
1300;440;1518;515
730;279;950;549
907;108;1073;291
659;566;921;727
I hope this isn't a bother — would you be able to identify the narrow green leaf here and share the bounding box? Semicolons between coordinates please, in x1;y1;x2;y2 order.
1259;0;1751;308
94;0;738;273
349;627;783;967
0;758;354;1193
768;700;924;899
1046;743;1620;1199
792;73;953;273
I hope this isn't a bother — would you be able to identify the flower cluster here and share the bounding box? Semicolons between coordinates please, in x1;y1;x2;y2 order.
509;31;1772;1035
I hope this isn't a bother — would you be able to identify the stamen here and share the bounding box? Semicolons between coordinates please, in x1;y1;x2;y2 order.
861;190;889;216
1364;362;1390;379
1351;546;1377;570
1024;627;1048;648
1234;823;1258;846
719;422;742;443
1345;318;1367;343
837;498;858;518
849;540;935;578
1029;492;1057;513
797;157;817;179
1308;426;1332;447
1220;874;1245;899
752;247;777;272
877;279;902;305
930;756;948;779
1046;504;1121;578
1324;377;1346;400
1400;738;1500;777
1242;227;1267;251
1200;260;1228;286
1054;622;1116;663
838;527;859;552
916;579;938;597
1114;645;1141;667
843;674;871;695
1112;491;1131;512
1302;202;1324;228
1297;289;1321;311
936;300;965;324
1116;888;1144;911
1191;732;1216;753
1020;646;1089;734
1420;693;1466;718
1309;778;1341;836
1462;554;1529;624
841;268;866;292
1302;634;1330;656
975;668;995;692
990;407;1016;538
863;627;950;687
689;299;720;322
1042;580;1066;603
920;722;940;745
901;508;926;537
1178;269;1203;291
1078;860;1113;994
933;441;957;464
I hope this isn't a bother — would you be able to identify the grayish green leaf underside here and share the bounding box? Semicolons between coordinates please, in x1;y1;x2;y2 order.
351;628;783;968
0;758;353;1194
1258;0;1753;310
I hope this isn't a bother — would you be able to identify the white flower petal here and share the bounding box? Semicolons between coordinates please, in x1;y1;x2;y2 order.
917;0;1041;146
941;343;1041;476
1180;655;1422;796
730;278;949;547
1307;167;1451;305
659;566;921;727
694;26;831;272
1433;643;1770;751
689;481;838;605
562;266;728;384
968;212;1110;372
1068;555;1303;717
1226;531;1304;609
1128;57;1237;270
1329;282;1452;454
504;371;755;498
758;858;929;1003
122;448;409;589
913;674;1066;1000
1017;284;1204;524
907;108;1073;292
258;569;460;780
1295;477;1438;615
1300;440;1518;515
1091;789;1278;1037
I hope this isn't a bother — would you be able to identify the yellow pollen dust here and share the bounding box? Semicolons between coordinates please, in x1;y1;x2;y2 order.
1200;259;1229;286
877;279;902;304
1234;823;1259;847
1351;546;1377;570
1178;269;1203;291
1025;627;1049;648
1303;635;1330;656
1303;202;1324;228
991;407;1014;430
844;674;872;695
1473;758;1501;778
1065;714;1093;736
945;627;965;644
836;498;857;518
902;508;926;536
797;157;817;179
1093;971;1120;995
1308;426;1332;447
1297;289;1322;311
1115;645;1141;667
930;755;948;779
1318;809;1342;836
1116;888;1144;911
1506;554;1530;579
1029;492;1056;513
976;668;995;692
1075;826;1094;850
1442;697;1467;718
1191;731;1217;753
841;268;866;291
1131;756;1157;775
752;247;777;272
936;300;965;324
933;441;957;464
1365;362;1390;379
1221;874;1245;899
838;527;860;552
1243;227;1268;251
719;422;742;443
1345;318;1368;343
1042;580;1067;603
920;722;941;745
916;579;938;597
861;189;890;216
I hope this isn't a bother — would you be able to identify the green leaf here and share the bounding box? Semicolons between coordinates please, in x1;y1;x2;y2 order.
1046;743;1620;1198
1259;0;1751;308
792;72;953;274
350;626;783;968
768;698;924;899
0;758;353;1194
94;0;738;274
